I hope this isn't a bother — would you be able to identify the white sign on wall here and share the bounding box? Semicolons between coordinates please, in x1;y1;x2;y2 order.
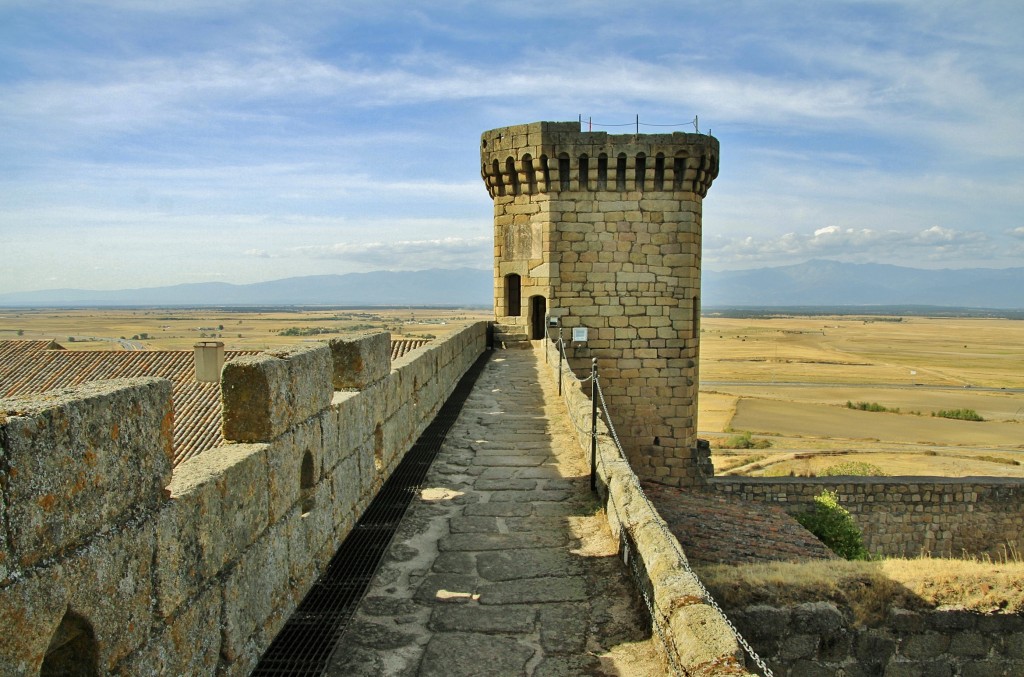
572;327;589;342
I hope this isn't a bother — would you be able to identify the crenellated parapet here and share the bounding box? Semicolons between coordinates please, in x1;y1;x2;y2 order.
480;121;719;199
0;325;489;676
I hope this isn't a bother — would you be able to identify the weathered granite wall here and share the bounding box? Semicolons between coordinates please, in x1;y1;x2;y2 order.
712;477;1024;559
0;323;487;676
535;341;755;676
728;602;1024;676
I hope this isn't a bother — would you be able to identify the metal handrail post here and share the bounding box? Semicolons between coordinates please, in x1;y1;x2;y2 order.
557;328;563;396
590;357;598;492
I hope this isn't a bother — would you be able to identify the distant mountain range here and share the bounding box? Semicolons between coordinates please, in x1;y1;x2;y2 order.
703;260;1023;309
0;269;493;307
1;261;1021;309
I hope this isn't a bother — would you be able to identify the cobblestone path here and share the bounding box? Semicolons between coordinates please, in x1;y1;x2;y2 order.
326;348;661;676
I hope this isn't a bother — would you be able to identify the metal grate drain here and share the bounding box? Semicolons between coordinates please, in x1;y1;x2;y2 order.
251;349;491;676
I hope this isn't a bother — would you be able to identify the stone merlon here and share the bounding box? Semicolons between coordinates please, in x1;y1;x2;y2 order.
221;344;333;443
328;332;391;390
1;377;173;570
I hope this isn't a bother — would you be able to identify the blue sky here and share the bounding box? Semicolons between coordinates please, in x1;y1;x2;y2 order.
1;0;1022;293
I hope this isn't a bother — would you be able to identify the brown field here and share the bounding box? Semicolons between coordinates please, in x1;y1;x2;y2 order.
700;315;1024;478
4;309;1022;478
698;556;1024;621
0;307;491;352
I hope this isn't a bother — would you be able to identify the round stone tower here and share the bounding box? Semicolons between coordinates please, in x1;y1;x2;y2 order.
480;121;719;487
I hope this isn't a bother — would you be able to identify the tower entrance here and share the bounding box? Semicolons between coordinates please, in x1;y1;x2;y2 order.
529;296;546;340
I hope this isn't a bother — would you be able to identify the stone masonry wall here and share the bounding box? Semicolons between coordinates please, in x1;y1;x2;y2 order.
482;121;719;488
536;341;755;676
0;323;487;676
729;602;1024;676
713;477;1024;559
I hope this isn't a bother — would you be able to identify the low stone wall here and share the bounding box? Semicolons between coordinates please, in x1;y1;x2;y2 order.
712;477;1024;558
0;323;487;676
728;602;1024;676
535;341;754;676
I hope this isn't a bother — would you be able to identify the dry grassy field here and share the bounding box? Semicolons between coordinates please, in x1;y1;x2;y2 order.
4;308;1022;478
700;315;1024;478
0;307;491;352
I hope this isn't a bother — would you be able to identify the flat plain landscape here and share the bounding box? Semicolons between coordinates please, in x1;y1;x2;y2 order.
3;307;1022;478
700;314;1024;478
0;307;491;352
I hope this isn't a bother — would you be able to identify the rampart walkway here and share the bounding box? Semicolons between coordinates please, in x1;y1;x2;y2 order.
325;347;662;675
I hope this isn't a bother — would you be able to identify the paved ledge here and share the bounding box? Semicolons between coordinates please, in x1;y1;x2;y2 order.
642;483;835;565
326;349;661;676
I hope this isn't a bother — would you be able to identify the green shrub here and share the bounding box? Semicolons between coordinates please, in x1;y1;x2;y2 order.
796;490;869;560
977;455;1020;466
846;401;899;413
932;408;984;421
820;462;886;477
278;326;335;336
717;431;772;450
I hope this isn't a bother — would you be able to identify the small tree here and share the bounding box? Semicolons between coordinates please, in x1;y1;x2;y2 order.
796;490;869;560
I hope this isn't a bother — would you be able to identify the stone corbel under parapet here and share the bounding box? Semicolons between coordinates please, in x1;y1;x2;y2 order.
481;121;719;199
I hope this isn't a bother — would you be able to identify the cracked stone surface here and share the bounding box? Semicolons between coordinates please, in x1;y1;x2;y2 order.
325;348;661;676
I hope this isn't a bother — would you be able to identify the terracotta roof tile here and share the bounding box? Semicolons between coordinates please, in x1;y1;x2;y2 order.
391;339;431;361
0;338;434;467
0;341;257;467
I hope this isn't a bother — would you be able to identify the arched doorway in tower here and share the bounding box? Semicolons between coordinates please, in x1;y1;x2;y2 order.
529;295;546;340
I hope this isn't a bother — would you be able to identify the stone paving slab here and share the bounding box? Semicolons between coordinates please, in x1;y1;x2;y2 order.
326;348;660;676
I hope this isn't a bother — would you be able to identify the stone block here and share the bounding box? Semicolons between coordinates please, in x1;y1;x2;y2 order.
900;631;950;659
854;629;897;668
1;378;172;567
381;369;407;420
317;406;341;468
114;582;221;675
948;631;990;657
222;344;332;442
0;489;8;584
222;519;293;663
735;605;791;641
330;449;360;518
266;416;322;522
330;391;369;469
328;332;391;390
155;477;224;618
793;601;845;636
165;442;270;589
667;603;745;671
0;520;155;675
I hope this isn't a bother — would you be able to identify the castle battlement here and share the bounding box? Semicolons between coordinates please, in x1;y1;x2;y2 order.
480;121;719;198
0;324;488;675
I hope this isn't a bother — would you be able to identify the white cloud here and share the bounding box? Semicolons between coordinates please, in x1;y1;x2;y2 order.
705;225;998;268
243;249;275;258
289;236;490;270
2;1;1022;292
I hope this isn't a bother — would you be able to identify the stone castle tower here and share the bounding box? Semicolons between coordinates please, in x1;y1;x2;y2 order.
480;121;719;487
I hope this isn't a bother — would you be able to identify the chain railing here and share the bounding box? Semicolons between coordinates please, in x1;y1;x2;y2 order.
542;331;774;677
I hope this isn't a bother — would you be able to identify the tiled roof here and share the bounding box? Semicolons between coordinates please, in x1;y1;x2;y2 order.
0;337;436;468
391;339;431;361
0;341;257;467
